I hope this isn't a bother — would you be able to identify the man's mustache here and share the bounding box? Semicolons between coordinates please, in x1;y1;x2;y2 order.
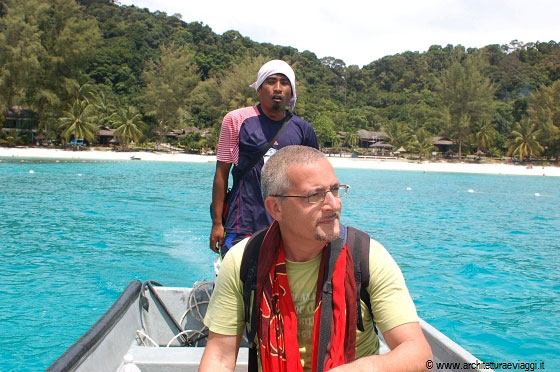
318;212;340;223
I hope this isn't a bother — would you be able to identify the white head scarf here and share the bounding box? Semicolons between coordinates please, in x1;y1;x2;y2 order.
250;60;297;110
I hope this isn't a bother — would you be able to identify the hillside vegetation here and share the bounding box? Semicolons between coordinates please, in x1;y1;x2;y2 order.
1;0;559;160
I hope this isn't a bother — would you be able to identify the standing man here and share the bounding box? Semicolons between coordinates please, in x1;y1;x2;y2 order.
200;145;432;372
210;60;318;257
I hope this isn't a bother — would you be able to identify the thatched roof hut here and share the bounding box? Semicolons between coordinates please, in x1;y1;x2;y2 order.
357;130;389;148
96;125;116;146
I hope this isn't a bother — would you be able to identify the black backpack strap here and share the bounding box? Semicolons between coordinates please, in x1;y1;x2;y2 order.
217;115;294;226
346;227;373;333
239;228;267;372
234;113;293;185
316;236;344;372
315;227;372;371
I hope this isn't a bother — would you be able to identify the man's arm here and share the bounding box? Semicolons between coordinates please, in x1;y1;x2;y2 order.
199;331;243;372
329;322;432;372
210;160;232;252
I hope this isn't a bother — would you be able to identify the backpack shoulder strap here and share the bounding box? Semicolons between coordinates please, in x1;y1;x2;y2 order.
240;228;267;372
346;227;373;332
235;114;293;185
240;228;267;340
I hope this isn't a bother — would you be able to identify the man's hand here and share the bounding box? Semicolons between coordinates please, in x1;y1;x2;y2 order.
209;161;232;253
210;222;225;253
328;322;432;372
327;358;379;372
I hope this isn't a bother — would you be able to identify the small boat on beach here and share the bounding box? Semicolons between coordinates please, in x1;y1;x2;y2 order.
47;280;493;372
130;156;141;160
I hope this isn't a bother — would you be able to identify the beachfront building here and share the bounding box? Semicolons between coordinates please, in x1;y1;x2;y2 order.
357;130;390;149
357;129;394;155
157;127;209;142
96;125;116;146
370;141;394;155
2;106;39;140
432;137;456;157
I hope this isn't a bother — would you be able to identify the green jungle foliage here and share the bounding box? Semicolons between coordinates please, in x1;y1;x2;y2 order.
1;0;559;160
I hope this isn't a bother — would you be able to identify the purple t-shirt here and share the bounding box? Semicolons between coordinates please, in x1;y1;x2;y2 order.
217;105;318;236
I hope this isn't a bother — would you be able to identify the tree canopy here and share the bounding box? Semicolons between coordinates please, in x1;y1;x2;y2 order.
0;0;559;159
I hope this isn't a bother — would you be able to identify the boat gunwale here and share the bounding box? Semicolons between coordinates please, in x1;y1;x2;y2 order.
46;280;142;372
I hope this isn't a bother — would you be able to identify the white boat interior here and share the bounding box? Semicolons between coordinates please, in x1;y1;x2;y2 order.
47;280;493;372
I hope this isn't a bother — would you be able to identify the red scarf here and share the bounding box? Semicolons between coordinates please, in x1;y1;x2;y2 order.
255;221;357;372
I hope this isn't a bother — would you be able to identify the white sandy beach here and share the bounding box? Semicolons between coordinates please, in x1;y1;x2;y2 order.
1;146;559;177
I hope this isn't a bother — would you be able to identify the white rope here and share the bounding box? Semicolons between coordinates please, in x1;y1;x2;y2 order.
166;329;207;347
179;281;213;326
138;280;213;347
136;330;159;347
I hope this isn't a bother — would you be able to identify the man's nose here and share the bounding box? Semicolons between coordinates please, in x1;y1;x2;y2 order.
323;190;340;210
273;80;282;91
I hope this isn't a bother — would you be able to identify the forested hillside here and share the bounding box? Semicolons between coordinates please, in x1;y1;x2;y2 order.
1;0;559;160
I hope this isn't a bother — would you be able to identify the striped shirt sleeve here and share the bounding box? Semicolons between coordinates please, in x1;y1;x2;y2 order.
217;106;259;165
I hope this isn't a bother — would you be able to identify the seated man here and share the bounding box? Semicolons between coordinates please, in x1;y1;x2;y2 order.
200;145;432;372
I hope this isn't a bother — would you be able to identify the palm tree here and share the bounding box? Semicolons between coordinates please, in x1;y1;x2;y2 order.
68;81;96;103
345;129;359;150
0;129;21;147
475;119;496;153
383;121;408;149
113;106;144;149
331;132;342;155
58;99;97;145
92;91;117;128
506;119;544;162
409;129;434;159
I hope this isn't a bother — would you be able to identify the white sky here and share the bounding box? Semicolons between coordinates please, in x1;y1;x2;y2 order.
118;0;559;67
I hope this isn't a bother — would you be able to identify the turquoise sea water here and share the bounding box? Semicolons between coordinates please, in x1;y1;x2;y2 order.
1;158;559;371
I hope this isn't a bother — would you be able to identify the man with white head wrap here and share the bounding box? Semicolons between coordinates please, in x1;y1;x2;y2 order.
250;59;297;110
210;59;318;257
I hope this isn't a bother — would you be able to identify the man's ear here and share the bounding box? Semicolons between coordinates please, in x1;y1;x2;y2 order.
264;197;283;221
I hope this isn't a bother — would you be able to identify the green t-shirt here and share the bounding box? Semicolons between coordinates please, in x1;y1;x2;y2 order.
204;237;418;370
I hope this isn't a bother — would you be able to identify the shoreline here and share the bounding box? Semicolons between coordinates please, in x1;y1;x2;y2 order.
1;146;559;177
